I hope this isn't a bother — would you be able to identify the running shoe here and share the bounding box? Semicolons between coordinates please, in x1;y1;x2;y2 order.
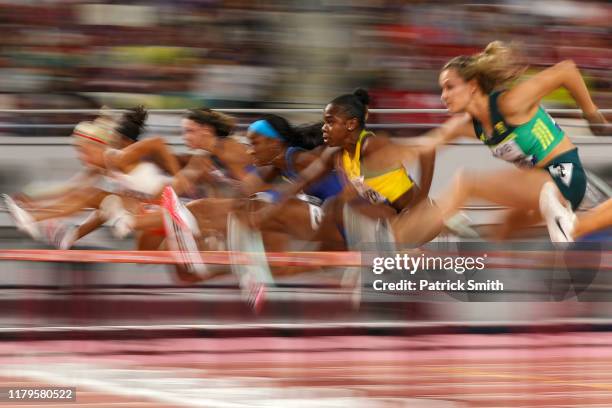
2;194;40;240
41;220;77;250
160;186;200;236
160;186;209;278
539;182;576;243
227;212;273;314
444;212;480;239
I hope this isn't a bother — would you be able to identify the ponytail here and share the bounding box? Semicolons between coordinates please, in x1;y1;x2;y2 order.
116;105;147;142
443;41;526;94
255;114;325;150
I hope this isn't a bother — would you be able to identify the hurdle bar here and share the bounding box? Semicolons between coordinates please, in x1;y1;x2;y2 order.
0;249;361;267
0;249;610;271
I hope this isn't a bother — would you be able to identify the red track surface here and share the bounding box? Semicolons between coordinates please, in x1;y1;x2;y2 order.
1;332;612;407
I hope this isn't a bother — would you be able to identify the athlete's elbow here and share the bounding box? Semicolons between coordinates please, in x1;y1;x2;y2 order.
557;59;577;73
149;136;166;148
419;144;436;159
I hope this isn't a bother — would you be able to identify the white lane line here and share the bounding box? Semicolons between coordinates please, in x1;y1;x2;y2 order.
0;364;250;408
0;363;467;408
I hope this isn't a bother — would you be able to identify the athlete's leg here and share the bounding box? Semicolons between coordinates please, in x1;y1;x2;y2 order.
235;198;311;276
15;184;94;212
269;195;346;251
187;198;236;234
148;238;205;284
574;198;612;239
130;197;239;240
75;210;106;240
438;167;583;242
391;198;443;246
491;209;542;241
259;199;316;238
436;167;553;220
312;196;346;251
29;188;108;222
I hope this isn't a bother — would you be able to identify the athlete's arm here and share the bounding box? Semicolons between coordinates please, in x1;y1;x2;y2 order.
216;139;254;182
414;113;476;148
105;137;182;175
238;166;280;197
501;60;607;134
248;147;337;228
263;147;337;207
106;137;195;195
179;154;216;184
362;114;473;171
416;145;436;202
284;147;337;195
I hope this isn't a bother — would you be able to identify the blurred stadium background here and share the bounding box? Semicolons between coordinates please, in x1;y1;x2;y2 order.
0;1;610;407
0;0;609;119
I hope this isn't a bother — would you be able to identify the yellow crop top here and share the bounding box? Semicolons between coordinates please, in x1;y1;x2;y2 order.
341;130;414;204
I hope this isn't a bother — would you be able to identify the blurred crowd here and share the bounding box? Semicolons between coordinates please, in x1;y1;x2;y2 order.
0;0;609;135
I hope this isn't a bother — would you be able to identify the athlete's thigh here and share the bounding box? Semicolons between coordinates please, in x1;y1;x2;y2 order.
392;198;443;246
494;208;542;240
187;198;236;232
265;198;316;240
467;167;551;210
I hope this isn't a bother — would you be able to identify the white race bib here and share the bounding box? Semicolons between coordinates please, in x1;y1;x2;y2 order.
350;176;386;204
490;139;534;168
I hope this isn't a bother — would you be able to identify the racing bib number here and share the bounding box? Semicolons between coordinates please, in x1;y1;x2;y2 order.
350;177;386;204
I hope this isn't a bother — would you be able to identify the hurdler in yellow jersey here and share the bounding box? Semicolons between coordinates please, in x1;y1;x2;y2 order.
341;130;416;208
320;89;441;246
270;88;443;248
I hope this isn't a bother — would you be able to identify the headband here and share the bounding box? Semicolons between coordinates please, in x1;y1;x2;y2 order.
248;120;282;140
72;121;116;146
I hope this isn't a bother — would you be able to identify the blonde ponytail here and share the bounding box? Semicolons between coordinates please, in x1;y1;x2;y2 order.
443;41;526;94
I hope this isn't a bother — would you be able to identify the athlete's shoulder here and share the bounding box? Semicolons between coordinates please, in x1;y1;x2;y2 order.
497;86;537;119
361;131;390;153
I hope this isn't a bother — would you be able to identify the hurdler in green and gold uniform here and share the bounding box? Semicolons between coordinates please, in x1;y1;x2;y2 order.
473;91;586;210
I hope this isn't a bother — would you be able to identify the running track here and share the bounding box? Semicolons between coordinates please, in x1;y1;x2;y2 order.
1;332;612;406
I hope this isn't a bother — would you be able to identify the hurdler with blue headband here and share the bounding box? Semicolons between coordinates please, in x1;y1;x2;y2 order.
246;114;343;204
248;119;285;140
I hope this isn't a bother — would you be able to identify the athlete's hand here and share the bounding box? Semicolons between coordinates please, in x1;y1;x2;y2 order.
584;109;609;136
